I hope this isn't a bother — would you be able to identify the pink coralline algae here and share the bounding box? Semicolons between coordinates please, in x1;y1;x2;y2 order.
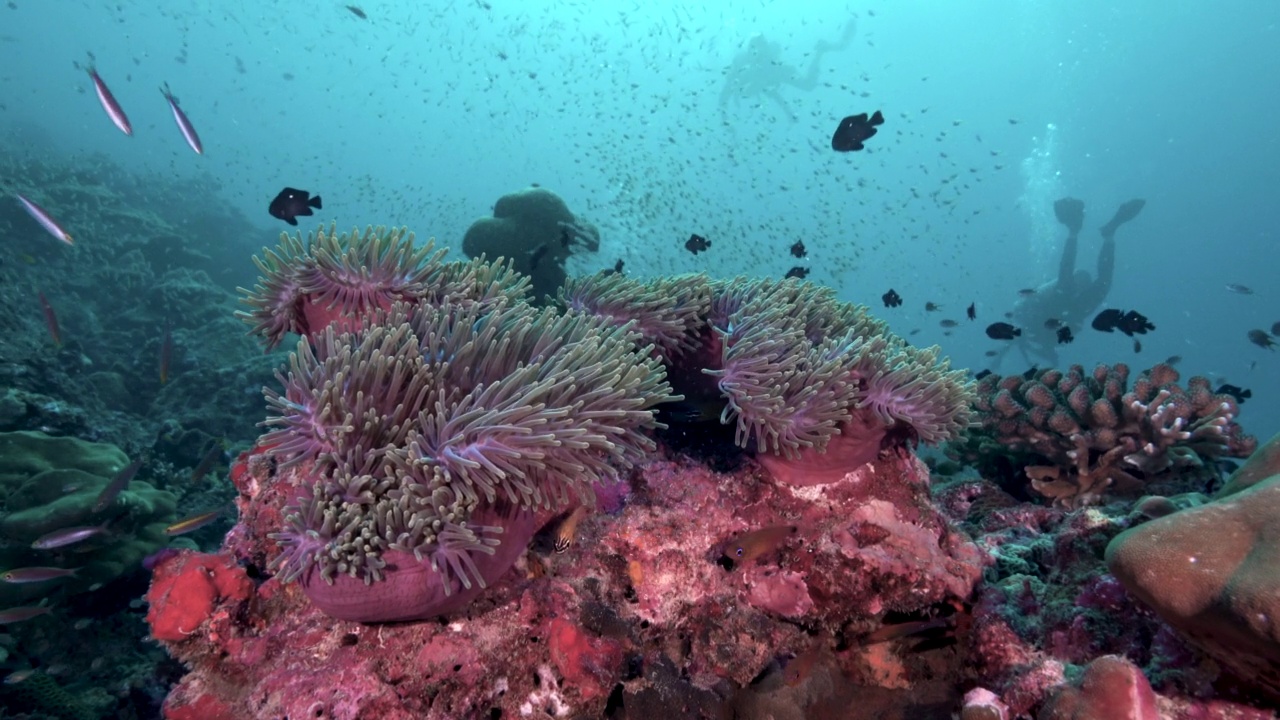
153;435;986;718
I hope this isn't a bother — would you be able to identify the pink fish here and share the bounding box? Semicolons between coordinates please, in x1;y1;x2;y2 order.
38;291;62;346
160;83;203;155
85;61;132;136
15;194;73;245
0;605;52;625
1;566;79;583
31;525;108;550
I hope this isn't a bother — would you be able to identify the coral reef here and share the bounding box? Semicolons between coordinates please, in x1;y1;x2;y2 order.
154;437;985;719
253;298;676;622
957;363;1255;506
0;430;176;602
562;272;975;485
1106;430;1280;702
462;187;601;303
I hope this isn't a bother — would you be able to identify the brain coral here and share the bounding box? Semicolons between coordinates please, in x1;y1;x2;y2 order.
561;273;974;485
262;299;676;621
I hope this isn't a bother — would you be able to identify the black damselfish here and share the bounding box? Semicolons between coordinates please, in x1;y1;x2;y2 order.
986;322;1021;340
269;187;322;226
881;289;902;308
1056;326;1073;344
831;110;884;152
1091;308;1155;337
785;266;810;280
1215;384;1252;404
685;233;710;255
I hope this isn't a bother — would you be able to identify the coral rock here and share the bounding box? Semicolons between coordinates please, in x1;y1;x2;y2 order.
1038;655;1159;720
145;550;253;643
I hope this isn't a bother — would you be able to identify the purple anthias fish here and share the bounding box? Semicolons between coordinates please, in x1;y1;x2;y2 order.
0;605;52;625
0;567;79;583
15;194;73;245
86;62;132;136
161;83;203;155
30;525;107;550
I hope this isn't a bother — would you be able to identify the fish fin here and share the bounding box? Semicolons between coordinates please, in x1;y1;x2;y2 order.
309;195;323;209
870;110;884;125
284;216;298;226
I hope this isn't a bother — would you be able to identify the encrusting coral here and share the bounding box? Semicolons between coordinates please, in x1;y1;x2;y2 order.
561;272;975;484
958;362;1255;506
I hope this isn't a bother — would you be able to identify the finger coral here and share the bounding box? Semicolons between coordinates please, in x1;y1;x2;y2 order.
261;299;676;621
237;224;529;350
961;362;1256;506
561;273;974;485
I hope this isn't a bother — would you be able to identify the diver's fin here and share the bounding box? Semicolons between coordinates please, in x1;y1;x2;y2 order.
1099;198;1145;239
1053;197;1085;235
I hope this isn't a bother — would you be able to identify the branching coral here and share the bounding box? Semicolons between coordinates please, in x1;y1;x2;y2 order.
237;224;529;350
963;362;1256;506
261;299;676;621
560;273;974;484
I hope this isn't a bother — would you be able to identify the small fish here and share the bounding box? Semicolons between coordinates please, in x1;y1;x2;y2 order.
32;524;108;550
1092;308;1155;337
1225;283;1253;295
601;259;625;276
789;240;807;259
1056;326;1073;344
1166;355;1182;366
881;289;902;308
1022;366;1039;380
0;605;52;624
553;506;589;553
684;233;710;255
268;187;322;226
939;319;958;328
985;322;1021;340
722;525;797;568
1272;321;1280;336
974;368;993;379
1133;339;1142;353
983;350;999;357
92;457;144;513
4;669;36;685
784;266;809;280
190;443;224;485
966;303;975;321
1247;329;1275;350
160;83;203;155
15;194;74;245
1043;318;1062;329
38;292;61;346
1017;288;1037;296
345;4;367;18
924;302;942;312
831;110;884;152
82;59;132;136
528;243;549;270
1;567;79;583
159;321;173;384
165;509;224;537
1215;384;1252;404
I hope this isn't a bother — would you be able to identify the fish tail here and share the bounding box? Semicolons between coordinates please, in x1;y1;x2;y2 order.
308;195;322;210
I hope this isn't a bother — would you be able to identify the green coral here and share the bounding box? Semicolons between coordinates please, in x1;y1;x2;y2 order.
0;431;176;602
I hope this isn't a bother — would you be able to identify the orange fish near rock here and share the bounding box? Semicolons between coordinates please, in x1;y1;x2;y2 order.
720;525;797;569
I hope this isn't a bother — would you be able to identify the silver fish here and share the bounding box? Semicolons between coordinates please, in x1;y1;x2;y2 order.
0;605;52;624
1225;283;1254;295
31;525;107;550
86;63;132;136
15;194;73;245
161;83;203;155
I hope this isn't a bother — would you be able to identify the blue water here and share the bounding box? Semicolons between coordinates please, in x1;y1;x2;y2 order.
3;0;1278;442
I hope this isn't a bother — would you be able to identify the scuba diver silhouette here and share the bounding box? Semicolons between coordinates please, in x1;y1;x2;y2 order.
999;197;1147;367
718;19;858;123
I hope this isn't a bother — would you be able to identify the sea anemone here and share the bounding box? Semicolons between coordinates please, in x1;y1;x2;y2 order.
261;298;676;621
238;224;529;350
561;272;975;484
